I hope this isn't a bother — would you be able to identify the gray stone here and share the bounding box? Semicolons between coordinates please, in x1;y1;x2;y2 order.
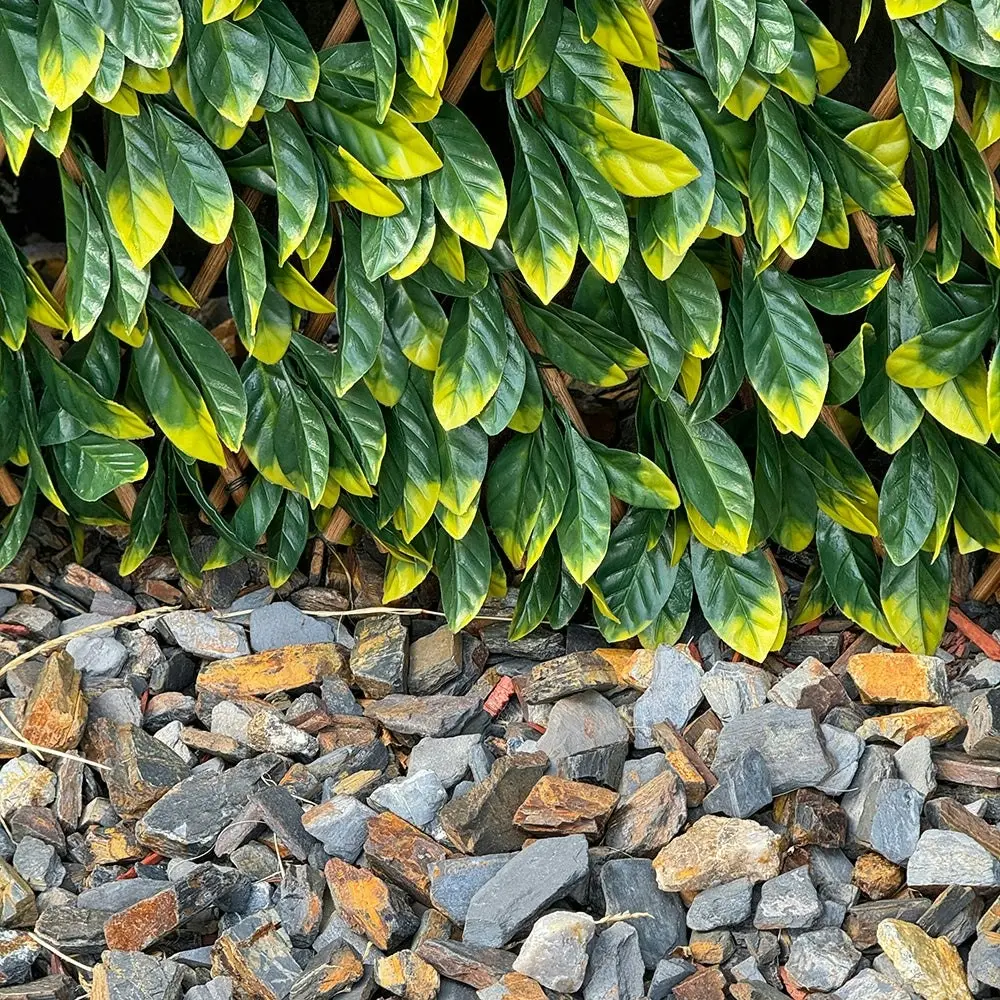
0;930;42;986
301;796;376;862
834;969;911;1000
961;659;1000;690
536;692;629;761
249;602;335;652
87;687;143;727
817;723;864;796
244;712;318;760
368;769;447;831
159;611;250;660
714;705;832;795
767;656;850;716
854;778;922;864
231;842;279;880
211;703;252;743
842;745;896;840
512;910;595;993
702;747;772;819
186;978;234;1000
632;647;704;749
893;736;936;798
320;676;363;717
599;858;685;969
648;958;696;1000
969;932;1000;989
64;635;127;677
11;837;63;891
809;847;857;908
784;633;842;665
907;829;1000;889
754;867;822;930
617;755;667;805
428;854;513;925
95;950;185;999
407;735;483;789
0;757;56;817
558;743;628;788
582;921;644;1000
785;928;860;992
463;835;590;948
0;592;14;612
2;605;58;640
135;754;285;857
60;612;113;636
351;615;408;698
364;694;481;738
144;693;198;731
686;878;752;931
700;661;770;722
229;586;274;612
77;879;172;911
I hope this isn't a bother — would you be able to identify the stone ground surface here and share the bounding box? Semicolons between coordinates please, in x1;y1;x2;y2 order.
4;546;1000;998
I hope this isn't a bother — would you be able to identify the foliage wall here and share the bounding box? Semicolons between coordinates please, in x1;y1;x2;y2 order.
0;0;995;658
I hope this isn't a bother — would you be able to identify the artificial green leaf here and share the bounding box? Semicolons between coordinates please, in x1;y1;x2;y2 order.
690;542;783;661
893;18;954;150
586;438;680;509
691;0;755;106
334;214;384;395
228;198;267;355
120;447;165;575
556;422;611;583
59;165;110;341
55;433;147;501
436;514;491;630
37;0;104;110
266;108;320;264
87;0;181;69
878;429;936;565
880;549;950;654
787;268;893;315
826;325;869;404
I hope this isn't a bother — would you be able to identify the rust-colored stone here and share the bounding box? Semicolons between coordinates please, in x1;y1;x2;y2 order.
671;967;725;1000
84;824;144;865
523;652;620;703
21;652;86;753
324;858;419;950
848;652;948;706
651;721;717;806
513;776;619;839
488;973;548;1000
376;950;440;1000
196;643;347;698
416;939;514;989
604;767;686;856
855;706;966;746
316;716;379;753
295;942;364;997
877;919;972;999
104;889;180;951
852;852;906;900
364;812;451;905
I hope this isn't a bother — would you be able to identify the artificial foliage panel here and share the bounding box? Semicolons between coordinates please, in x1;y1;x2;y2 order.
0;0;995;658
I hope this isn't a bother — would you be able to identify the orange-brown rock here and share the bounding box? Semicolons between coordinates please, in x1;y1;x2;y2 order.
651;721;716;806
376;950;440;1000
317;715;379;753
104;889;180;951
847;652;949;706
325;858;419;950
21;652;86;753
512;776;619;839
856;706;966;746
852;852;905;900
364;811;451;905
413;908;453;949
487;973;548;1000
672;967;725;1000
773;788;847;847
620;648;656;690
688;931;732;965
329;769;384;797
196;643;347;698
84;824;144;865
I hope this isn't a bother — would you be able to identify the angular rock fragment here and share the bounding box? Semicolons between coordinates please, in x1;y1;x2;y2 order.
876;919;972;1000
766;656;849;717
523;652;619;704
653;816;783;893
428;854;512;925
848;652;949;705
963;688;1000;759
244;711;319;759
365;694;481;738
855;706;965;745
0;860;35;928
907;829;1000;889
212;911;302;999
301;796;375;862
632;648;704;749
512;911;594;993
33;906;107;954
351;615;408;697
364;811;451;905
159;611;249;659
773;787;846;847
91;950;185;1000
0;932;44;989
197;644;346;698
701;747;771;819
106;724;190;820
893;735;936;797
20;653;85;754
438;752;548;855
599;858;685;969
249;602;336;652
582;922;644;1000
370;770;448;832
686;878;751;931
853;778;922;864
513;776;618;839
408;734;484;789
417;939;513;989
650;722;715;806
603;767;687;856
409;627;464;696
753;866;822;929
463;835;589;947
324;859;419;950
713;705;832;794
699;661;769;722
784;928;860;992
536;691;629;761
852;852;905;900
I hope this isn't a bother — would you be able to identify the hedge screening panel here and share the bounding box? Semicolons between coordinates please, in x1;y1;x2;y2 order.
0;0;995;656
